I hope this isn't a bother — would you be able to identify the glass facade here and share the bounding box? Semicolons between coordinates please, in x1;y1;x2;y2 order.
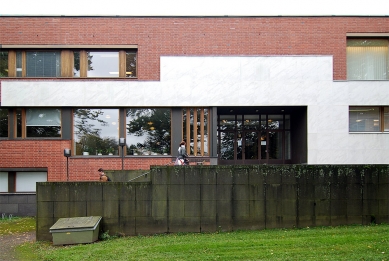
218;113;291;164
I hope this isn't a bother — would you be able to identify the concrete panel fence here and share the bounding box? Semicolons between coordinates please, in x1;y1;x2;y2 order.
36;165;389;241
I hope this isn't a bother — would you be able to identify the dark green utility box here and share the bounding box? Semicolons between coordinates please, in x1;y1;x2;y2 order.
49;216;102;245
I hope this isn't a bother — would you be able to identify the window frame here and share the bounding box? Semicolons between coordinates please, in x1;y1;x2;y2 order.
1;45;138;78
0;171;47;193
346;36;389;81
73;108;120;156
349;106;389;133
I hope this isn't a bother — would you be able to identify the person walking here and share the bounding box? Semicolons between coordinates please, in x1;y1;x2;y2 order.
98;168;111;181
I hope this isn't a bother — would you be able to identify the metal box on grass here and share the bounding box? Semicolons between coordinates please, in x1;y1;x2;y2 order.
49;216;102;245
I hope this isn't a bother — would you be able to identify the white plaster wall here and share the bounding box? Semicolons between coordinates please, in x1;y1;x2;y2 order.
2;56;389;164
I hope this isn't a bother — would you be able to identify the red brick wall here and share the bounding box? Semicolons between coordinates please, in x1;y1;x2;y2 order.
0;16;388;80
0;140;174;181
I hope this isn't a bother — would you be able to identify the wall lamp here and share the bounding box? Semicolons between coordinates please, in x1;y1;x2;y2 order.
64;149;71;181
119;138;126;170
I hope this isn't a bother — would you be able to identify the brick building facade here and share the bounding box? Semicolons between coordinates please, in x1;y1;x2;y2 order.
0;15;389;200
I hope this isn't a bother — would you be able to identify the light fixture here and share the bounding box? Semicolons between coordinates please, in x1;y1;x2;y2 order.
119;138;126;170
64;149;71;181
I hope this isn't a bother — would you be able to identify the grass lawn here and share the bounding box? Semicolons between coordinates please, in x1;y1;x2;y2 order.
13;221;389;261
0;216;35;235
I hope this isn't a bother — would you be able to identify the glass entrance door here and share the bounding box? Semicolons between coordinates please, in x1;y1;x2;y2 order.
218;113;290;164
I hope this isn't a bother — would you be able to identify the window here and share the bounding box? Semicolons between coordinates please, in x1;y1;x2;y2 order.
347;39;389;80
0;172;8;192
25;51;61;77
349;106;389;132
183;108;209;156
73;109;119;155
16;172;47;192
26;108;61;137
0;51;8;77
218;113;291;163
0;171;47;193
0;109;8;137
126;108;171;155
3;46;137;78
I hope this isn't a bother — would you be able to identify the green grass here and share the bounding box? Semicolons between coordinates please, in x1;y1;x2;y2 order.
16;223;389;261
0;216;35;235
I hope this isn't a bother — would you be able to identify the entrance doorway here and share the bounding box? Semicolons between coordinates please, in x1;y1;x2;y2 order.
218;110;292;165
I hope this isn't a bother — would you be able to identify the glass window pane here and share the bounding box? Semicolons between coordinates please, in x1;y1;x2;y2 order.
220;132;235;160
16;51;22;77
349;106;380;132
219;115;235;130
285;115;291;129
347;39;389;80
26;51;61;77
268;115;283;129
126;108;171;155
245;131;258;160
16;172;47;192
26;108;61;137
26;108;61;126
285;131;291;160
74;109;119;155
0;109;8;137
384;107;389;132
244;115;259;130
73;51;80;77
268;131;283;159
16;109;22;138
126;51;137;78
0;172;8;192
0;51;8;77
87;51;119;77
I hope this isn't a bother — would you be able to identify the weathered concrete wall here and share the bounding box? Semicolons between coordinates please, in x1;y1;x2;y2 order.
36;165;389;241
0;194;36;217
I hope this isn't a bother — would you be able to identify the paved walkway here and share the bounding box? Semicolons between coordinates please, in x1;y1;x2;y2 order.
0;231;35;261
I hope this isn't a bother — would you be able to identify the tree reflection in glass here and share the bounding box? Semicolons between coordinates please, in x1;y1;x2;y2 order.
73;109;119;155
126;108;171;156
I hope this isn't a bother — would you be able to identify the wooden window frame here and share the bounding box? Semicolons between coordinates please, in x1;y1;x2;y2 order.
1;45;137;78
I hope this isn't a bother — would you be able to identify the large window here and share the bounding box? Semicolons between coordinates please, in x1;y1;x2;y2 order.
73;109;119;155
347;39;389;80
0;109;8;137
349;106;389;132
126;108;171;155
0;171;47;193
25;51;61;77
26;108;61;137
16;172;47;192
2;47;137;78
